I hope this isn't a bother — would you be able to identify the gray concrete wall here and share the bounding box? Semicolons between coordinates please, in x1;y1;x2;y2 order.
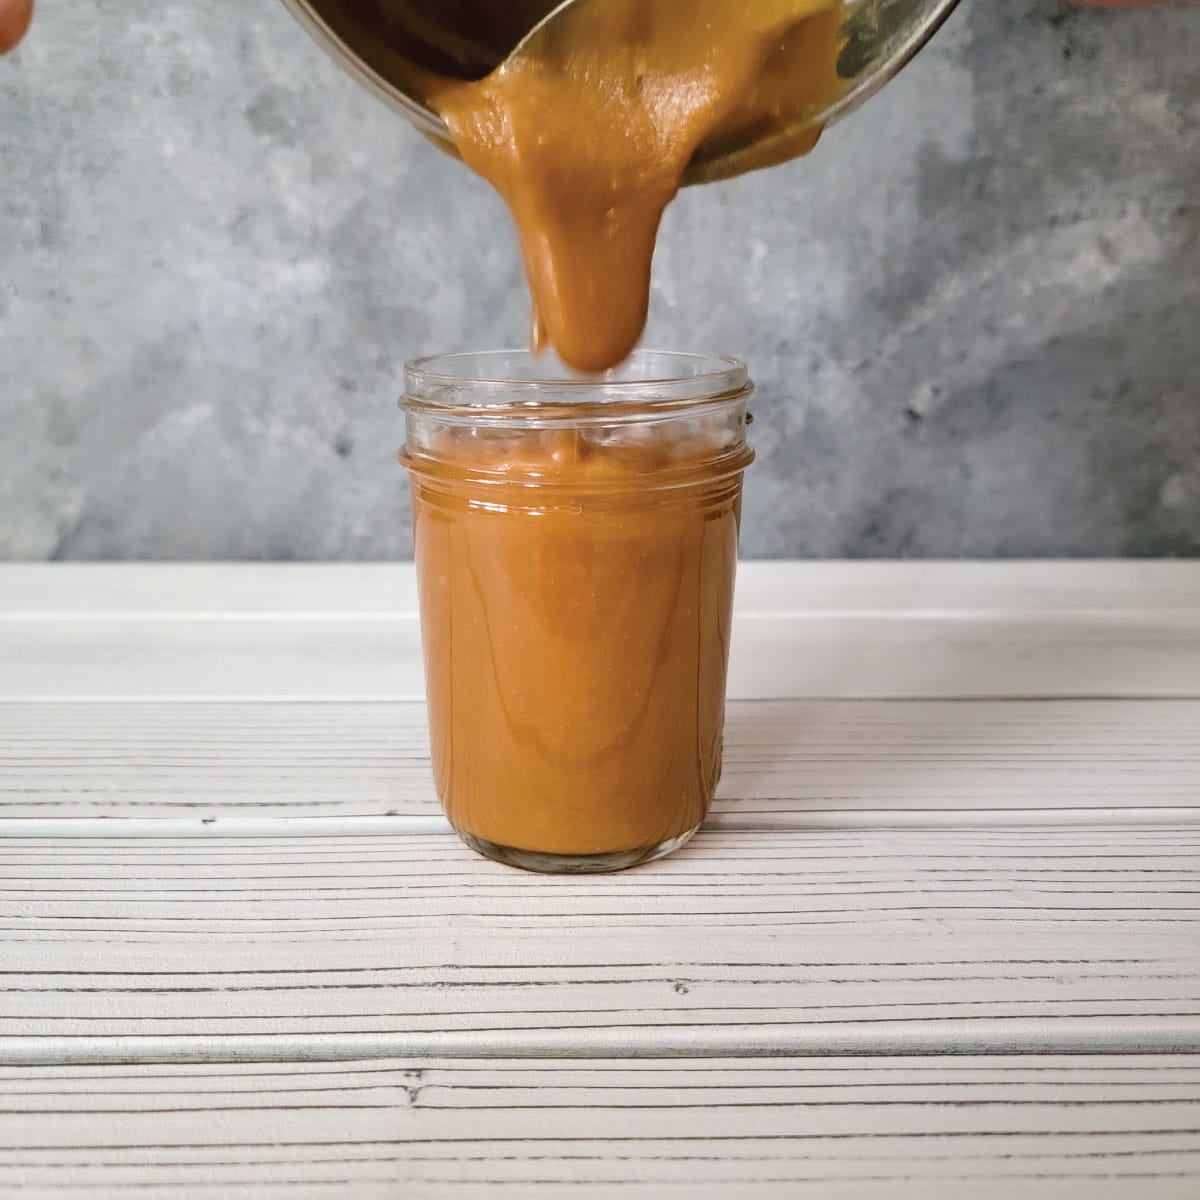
1;1;1197;560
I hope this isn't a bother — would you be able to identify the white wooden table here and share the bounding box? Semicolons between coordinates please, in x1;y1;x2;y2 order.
1;561;1199;1198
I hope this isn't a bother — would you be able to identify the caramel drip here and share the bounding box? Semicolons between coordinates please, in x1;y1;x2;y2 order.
420;0;843;369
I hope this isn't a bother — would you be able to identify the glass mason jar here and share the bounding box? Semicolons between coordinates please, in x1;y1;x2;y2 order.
398;350;754;873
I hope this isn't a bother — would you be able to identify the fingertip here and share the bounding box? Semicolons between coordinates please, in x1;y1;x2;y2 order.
0;0;34;56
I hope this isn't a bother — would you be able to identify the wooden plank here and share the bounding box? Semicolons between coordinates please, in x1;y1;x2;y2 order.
0;829;1197;1060
1;699;1198;822
2;564;1199;701
0;618;428;702
0;564;414;617
3;614;1199;701
0;1057;1197;1198
4;562;1199;617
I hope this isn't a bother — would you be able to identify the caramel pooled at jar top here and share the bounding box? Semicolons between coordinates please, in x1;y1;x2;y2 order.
399;351;755;872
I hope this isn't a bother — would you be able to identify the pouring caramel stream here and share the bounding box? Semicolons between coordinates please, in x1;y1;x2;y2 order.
372;3;845;863
430;2;841;370
325;1;845;370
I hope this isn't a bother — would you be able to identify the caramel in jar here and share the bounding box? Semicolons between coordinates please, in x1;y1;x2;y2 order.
400;351;753;870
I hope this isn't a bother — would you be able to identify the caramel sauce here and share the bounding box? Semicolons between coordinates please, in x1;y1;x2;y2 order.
321;1;844;369
380;1;846;861
427;0;843;370
407;421;750;857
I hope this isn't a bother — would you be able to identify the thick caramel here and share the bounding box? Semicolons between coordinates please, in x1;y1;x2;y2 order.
407;423;750;857
427;0;843;370
385;0;845;861
322;1;844;370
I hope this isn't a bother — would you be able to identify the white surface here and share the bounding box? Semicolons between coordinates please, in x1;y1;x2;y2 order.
1;827;1199;1062
4;561;1199;615
2;1057;1199;1199
2;698;1199;822
3;562;1200;700
1;562;1198;1195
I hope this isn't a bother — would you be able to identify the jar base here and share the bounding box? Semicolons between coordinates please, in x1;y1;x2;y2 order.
456;825;701;874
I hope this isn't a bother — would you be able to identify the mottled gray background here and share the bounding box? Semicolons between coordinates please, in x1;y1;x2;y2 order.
1;1;1197;560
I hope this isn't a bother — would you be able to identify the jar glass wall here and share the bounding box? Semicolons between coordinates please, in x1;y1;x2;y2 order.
399;350;754;872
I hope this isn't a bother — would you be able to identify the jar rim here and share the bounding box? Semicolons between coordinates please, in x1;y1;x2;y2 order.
403;349;749;418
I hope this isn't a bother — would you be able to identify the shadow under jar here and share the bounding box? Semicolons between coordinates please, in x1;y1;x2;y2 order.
399;351;755;872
